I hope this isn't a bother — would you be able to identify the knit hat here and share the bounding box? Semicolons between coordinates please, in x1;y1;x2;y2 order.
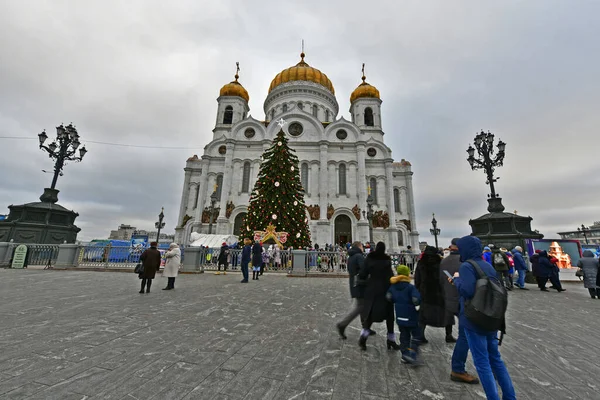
484;246;491;251
396;265;410;276
222;242;227;246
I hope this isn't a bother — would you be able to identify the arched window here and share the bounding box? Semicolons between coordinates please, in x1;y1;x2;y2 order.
364;107;374;126
338;164;347;195
282;104;288;113
394;188;401;213
301;163;309;192
298;102;303;110
215;175;223;198
369;177;378;204
223;106;233;124
241;162;251;193
325;110;330;122
193;184;200;209
271;109;275;120
398;231;404;246
312;104;318;118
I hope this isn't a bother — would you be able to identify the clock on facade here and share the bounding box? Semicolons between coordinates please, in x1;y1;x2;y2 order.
244;128;255;138
336;129;348;140
288;122;303;136
218;145;227;155
367;147;377;157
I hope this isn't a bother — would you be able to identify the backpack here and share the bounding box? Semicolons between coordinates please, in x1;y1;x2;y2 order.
465;260;508;343
493;252;506;268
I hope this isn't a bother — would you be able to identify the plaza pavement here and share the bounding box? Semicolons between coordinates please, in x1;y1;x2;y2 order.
0;269;598;400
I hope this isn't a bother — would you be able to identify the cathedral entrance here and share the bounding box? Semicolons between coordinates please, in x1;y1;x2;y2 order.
334;215;352;246
233;212;247;237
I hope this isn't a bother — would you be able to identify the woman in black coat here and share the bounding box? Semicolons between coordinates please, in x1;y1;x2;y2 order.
357;242;400;351
414;246;453;343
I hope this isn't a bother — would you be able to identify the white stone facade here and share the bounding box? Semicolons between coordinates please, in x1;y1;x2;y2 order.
175;62;419;252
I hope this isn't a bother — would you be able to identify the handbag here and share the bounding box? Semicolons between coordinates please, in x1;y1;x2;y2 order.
575;268;583;279
134;263;144;274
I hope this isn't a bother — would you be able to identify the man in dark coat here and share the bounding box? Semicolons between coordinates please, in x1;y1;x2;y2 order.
251;241;263;280
336;242;370;339
139;242;162;294
441;239;479;384
538;251;565;292
530;250;542;289
415;246;451;343
240;238;251;283
216;242;229;275
357;242;398;351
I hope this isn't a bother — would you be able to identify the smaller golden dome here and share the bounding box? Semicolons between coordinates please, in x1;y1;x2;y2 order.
219;62;249;102
350;64;380;103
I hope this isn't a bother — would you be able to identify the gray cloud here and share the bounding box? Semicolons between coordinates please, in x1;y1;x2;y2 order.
1;0;598;244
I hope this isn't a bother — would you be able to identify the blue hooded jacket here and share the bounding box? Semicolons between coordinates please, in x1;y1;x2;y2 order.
512;249;527;271
454;236;500;334
387;276;421;328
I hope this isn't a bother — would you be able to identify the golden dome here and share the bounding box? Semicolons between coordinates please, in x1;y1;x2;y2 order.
220;63;249;102
350;64;380;103
268;53;334;94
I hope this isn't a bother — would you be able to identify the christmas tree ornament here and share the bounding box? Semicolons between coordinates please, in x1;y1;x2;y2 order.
272;214;277;220
275;182;280;187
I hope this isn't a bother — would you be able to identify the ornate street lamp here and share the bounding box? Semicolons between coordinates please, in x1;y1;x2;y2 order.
362;185;375;245
430;213;440;249
208;185;219;234
155;207;165;244
466;130;506;200
578;224;590;244
38;124;87;190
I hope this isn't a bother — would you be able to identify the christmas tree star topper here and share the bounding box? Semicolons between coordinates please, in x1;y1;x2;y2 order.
276;118;286;128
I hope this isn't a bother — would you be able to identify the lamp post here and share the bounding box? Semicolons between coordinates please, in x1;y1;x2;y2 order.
208;188;219;234
155;207;165;244
466;131;506;199
362;186;375;245
578;224;590;244
38;124;87;190
430;213;440;249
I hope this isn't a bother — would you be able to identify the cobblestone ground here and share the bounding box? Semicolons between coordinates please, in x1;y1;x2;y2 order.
0;269;597;400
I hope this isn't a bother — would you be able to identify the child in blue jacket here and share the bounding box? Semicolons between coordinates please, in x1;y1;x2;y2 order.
387;265;422;364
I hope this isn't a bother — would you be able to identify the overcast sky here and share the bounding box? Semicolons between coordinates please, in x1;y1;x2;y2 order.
1;0;599;245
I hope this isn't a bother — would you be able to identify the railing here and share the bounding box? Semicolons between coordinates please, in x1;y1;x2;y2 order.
197;248;293;273
26;244;60;268
78;245;143;268
303;251;421;275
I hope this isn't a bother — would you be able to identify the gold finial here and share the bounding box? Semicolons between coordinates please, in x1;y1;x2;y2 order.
361;63;366;83
514;210;518;215
234;62;240;81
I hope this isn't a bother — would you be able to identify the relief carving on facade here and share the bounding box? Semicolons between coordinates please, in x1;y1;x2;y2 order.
225;201;235;218
327;204;335;220
399;219;412;231
352;204;361;221
306;204;320;220
202;207;221;223
181;214;192;227
372;211;390;228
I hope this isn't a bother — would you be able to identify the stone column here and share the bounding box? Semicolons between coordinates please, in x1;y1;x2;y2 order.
193;161;209;233
177;168;192;227
384;161;397;226
290;249;307;276
181;246;202;273
318;143;328;220
356;144;370;243
217;142;235;220
406;172;420;248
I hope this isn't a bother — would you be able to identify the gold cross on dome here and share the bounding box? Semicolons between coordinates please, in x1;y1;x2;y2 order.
276;118;286;128
514;210;518;215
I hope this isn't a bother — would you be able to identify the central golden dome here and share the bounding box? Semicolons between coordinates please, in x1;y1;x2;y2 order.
268;53;335;94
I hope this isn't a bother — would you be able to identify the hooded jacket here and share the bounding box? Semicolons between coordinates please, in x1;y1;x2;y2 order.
537;251;555;278
387;275;421;327
347;246;365;298
512;249;527;271
577;250;599;289
454;236;501;333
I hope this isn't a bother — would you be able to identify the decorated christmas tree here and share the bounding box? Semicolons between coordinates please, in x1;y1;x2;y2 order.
240;127;311;248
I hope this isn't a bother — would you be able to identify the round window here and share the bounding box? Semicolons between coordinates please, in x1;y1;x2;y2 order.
367;147;377;157
244;128;255;138
336;129;348;140
288;122;304;137
218;145;227;155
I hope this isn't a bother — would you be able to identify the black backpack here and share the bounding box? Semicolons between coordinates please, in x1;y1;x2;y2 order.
465;260;508;343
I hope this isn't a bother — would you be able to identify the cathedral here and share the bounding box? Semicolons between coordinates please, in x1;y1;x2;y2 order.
174;53;419;252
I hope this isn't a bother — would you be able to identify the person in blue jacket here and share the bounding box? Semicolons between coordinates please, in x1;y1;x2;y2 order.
453;235;516;400
240;238;252;283
387;264;422;364
511;246;528;290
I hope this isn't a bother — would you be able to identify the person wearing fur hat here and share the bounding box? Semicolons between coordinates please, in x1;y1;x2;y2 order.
216;242;229;275
387;265;422;364
162;243;181;290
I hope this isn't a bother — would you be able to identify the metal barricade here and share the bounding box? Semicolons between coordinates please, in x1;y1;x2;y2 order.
79;245;141;268
24;244;59;268
305;250;348;274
